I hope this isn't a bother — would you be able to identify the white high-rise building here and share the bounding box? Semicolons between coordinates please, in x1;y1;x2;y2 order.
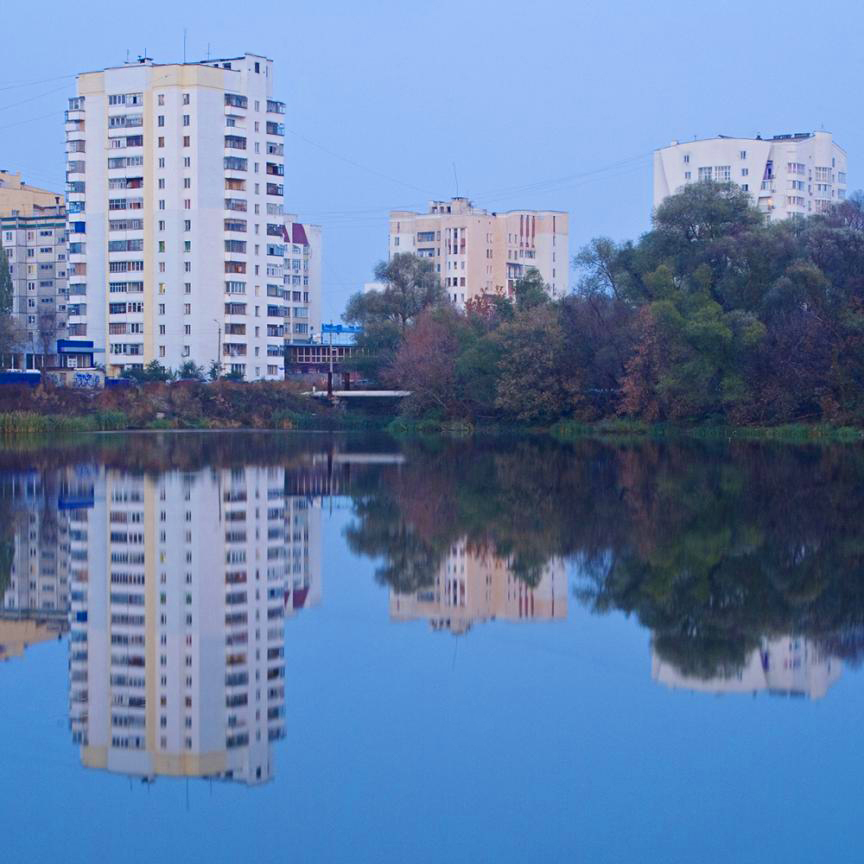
653;131;848;221
65;53;288;380
283;215;322;343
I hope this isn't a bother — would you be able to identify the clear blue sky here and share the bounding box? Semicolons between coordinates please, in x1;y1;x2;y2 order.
2;0;862;319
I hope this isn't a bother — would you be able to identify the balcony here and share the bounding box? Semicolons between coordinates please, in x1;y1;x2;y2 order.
225;135;247;150
267;100;285;114
266;122;284;136
224;156;248;172
266;162;284;176
225;93;248;109
224;198;247;213
266;183;283;197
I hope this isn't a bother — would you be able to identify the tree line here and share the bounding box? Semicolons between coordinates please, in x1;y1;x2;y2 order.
345;183;864;426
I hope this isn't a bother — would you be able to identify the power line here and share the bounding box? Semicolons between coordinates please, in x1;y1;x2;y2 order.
0;84;72;114
0;73;76;93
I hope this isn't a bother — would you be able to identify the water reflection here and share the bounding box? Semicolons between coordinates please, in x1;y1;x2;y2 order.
1;432;863;781
390;541;566;634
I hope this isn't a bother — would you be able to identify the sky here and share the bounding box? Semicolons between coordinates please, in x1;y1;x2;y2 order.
2;0;863;320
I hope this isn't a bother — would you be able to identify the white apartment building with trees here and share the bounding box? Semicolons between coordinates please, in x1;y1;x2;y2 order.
65;53;289;380
654;131;848;221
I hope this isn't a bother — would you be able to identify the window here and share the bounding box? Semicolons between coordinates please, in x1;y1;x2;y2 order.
184;156;191;168
714;165;731;182
158;178;165;189
698;166;713;181
183;93;190;105
158;94;165;106
683;154;690;164
183;136;190;147
184;220;191;231
157;115;165;127
184;178;191;188
158;157;165;168
741;168;749;177
158;137;165;148
739;150;747;160
183;114;190;127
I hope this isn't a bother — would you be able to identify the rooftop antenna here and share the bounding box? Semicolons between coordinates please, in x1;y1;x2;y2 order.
452;162;459;197
206;42;211;61
125;49;130;64
183;28;187;64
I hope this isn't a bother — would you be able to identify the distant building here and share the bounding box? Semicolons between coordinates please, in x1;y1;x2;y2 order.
389;197;568;306
653;131;848;221
390;542;567;634
65;52;288;380
283;215;322;345
652;635;842;700
0;171;71;369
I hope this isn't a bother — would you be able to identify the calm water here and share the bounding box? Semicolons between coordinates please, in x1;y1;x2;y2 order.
1;432;863;863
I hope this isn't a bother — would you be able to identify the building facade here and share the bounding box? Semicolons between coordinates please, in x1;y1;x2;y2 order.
65;53;288;379
0;171;69;368
653;131;848;221
389;197;568;306
283;215;322;345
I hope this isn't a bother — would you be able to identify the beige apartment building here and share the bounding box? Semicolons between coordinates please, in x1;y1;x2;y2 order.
389;197;568;306
390;541;567;634
0;171;70;368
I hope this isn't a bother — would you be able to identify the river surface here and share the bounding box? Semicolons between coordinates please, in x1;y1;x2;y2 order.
1;431;862;863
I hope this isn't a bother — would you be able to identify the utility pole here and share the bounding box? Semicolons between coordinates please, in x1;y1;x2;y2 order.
327;325;334;397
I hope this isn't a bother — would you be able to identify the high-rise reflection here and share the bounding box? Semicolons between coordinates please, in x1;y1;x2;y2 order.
390;541;567;634
66;466;322;785
1;471;77;661
652;636;841;700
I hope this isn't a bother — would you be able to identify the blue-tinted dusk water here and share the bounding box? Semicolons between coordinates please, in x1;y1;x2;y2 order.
1;432;862;863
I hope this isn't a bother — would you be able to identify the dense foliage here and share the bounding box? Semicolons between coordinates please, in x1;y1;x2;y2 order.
354;184;864;426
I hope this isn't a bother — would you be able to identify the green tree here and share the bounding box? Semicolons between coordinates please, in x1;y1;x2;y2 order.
344;253;446;382
513;267;550;311
177;360;206;381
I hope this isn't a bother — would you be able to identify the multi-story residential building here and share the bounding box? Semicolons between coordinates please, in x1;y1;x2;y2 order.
653;131;848;221
65;53;288;380
283;215;322;344
389;197;569;306
651;636;842;700
0;171;70;368
390;542;567;634
69;466;289;785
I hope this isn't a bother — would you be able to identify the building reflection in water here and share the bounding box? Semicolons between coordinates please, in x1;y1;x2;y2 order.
390;541;567;634
1;470;79;661
62;466;321;786
652;637;842;700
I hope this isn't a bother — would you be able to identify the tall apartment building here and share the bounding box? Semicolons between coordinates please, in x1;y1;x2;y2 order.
65;53;288;380
652;636;841;700
69;466;289;784
0;171;70;368
389;197;568;306
654;131;848;221
283;214;322;343
390;542;567;634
